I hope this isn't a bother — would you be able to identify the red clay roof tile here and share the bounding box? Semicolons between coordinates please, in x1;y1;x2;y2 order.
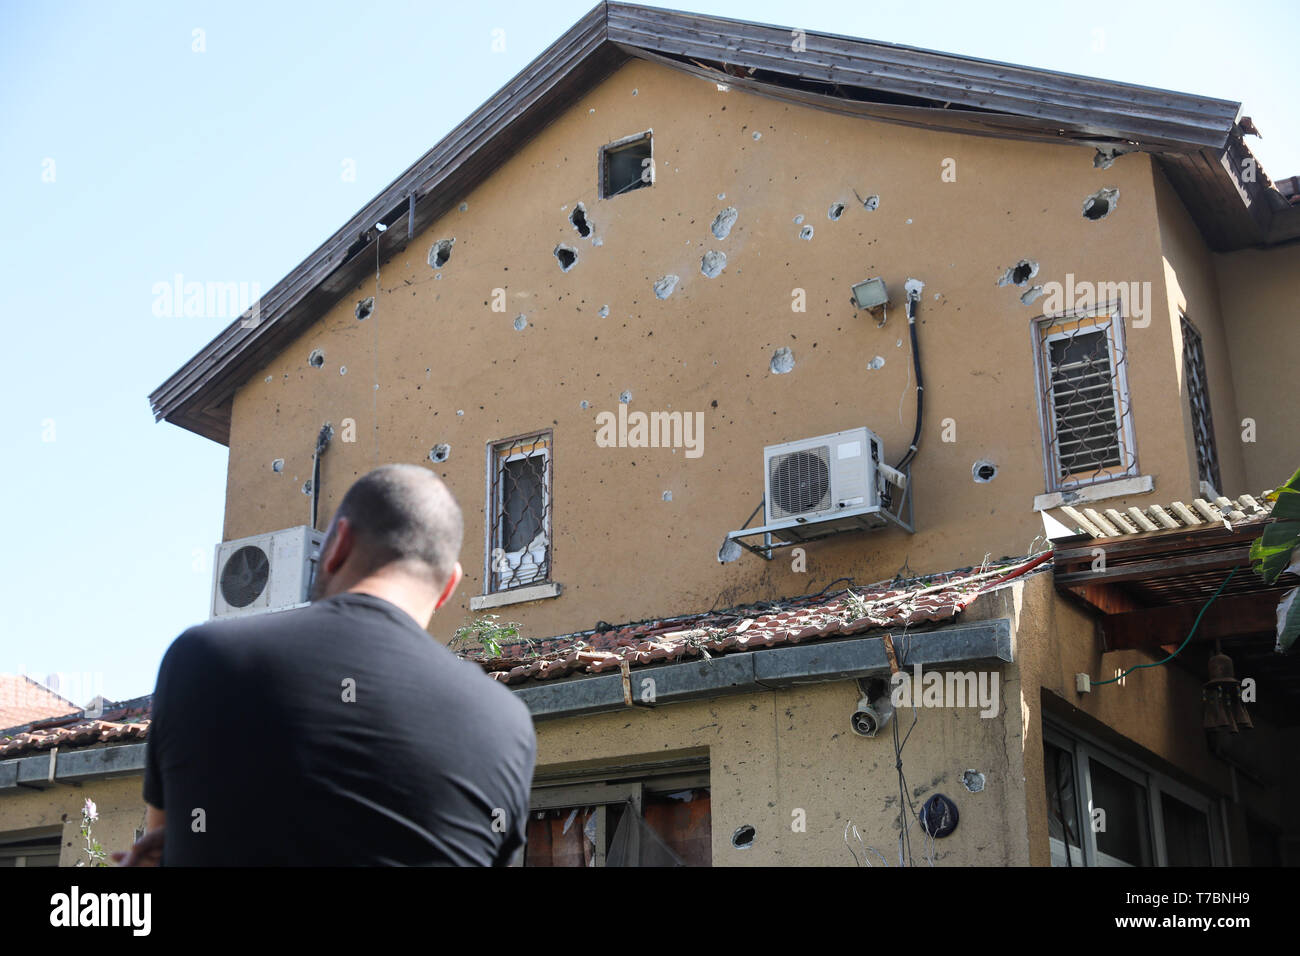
469;553;1051;686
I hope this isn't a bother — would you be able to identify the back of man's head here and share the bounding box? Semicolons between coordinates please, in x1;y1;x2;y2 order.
333;464;464;588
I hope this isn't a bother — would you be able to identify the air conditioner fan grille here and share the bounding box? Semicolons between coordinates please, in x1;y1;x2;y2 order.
220;545;271;608
769;447;832;517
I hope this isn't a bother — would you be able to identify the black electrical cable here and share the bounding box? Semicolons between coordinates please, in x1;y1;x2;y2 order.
895;288;924;471
310;423;333;530
892;628;925;866
311;449;322;529
816;576;855;596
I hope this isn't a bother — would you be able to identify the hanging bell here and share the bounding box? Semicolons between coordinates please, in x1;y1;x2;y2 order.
1202;652;1252;734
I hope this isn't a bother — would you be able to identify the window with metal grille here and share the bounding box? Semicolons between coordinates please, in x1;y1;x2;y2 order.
1033;306;1138;490
1181;315;1221;492
487;432;551;592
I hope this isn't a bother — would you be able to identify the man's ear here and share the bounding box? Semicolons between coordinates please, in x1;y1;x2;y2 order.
322;517;354;574
433;561;463;611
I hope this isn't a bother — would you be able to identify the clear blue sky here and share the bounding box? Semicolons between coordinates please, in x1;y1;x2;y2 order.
1;0;1296;704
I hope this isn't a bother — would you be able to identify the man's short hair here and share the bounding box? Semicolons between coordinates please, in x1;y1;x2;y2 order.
333;464;463;586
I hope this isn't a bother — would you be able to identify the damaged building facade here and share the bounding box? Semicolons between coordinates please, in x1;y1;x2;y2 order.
4;3;1298;866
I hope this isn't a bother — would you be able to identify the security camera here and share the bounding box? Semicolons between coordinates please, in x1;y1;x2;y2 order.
851;694;894;738
851;678;894;738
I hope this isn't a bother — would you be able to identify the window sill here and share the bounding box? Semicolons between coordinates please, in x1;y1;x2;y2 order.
470;582;562;611
1033;474;1154;512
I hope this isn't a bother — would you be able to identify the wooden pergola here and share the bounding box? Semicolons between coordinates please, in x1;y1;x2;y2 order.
1053;517;1300;723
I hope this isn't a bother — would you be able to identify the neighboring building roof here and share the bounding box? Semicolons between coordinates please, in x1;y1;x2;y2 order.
149;1;1296;446
1051;491;1275;540
467;552;1052;685
0;675;81;730
0;696;152;760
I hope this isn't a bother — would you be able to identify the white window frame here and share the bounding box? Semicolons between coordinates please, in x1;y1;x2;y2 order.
483;432;552;594
1031;302;1139;493
1044;719;1224;867
1044;733;1086;867
1080;743;1153;867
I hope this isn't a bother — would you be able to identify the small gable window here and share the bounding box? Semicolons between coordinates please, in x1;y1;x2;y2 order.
600;131;653;198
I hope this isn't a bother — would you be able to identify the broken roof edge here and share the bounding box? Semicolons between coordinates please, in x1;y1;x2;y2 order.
148;0;1264;446
623;1;1241;119
1048;489;1276;542
511;617;1014;721
468;551;1053;687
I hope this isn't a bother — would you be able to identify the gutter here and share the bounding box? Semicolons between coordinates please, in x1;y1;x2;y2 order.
0;743;146;792
512;618;1012;720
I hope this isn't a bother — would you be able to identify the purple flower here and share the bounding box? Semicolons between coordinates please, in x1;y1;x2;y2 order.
83;798;98;822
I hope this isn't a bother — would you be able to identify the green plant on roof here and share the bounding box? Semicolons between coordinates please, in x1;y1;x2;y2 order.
842;589;871;622
450;614;524;659
1248;466;1300;653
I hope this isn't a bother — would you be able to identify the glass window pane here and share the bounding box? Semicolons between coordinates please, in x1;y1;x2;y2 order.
643;789;712;867
1090;759;1151;866
524;806;597;867
1162;792;1212;866
1045;742;1084;866
502;455;545;552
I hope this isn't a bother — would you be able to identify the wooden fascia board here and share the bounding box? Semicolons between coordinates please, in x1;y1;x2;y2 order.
1100;592;1280;651
608;3;1237;148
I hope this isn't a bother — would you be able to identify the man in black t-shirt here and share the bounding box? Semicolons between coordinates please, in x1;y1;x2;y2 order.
114;464;536;866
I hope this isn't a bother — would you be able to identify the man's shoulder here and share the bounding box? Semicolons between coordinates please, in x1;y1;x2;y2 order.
161;603;323;671
439;656;534;737
176;597;363;645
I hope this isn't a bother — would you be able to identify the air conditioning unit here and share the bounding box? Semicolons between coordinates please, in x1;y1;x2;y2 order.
763;427;895;543
210;525;325;619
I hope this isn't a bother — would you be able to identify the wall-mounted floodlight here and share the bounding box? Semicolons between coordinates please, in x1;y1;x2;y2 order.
850;277;889;312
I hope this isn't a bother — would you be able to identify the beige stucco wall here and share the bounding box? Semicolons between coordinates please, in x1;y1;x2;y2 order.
0;772;145;866
1152;166;1248;498
221;57;1204;647
1212;242;1300;493
534;582;1030;866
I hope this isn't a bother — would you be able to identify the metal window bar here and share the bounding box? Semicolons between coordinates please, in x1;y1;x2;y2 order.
488;433;551;592
1037;311;1137;489
1181;316;1221;491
